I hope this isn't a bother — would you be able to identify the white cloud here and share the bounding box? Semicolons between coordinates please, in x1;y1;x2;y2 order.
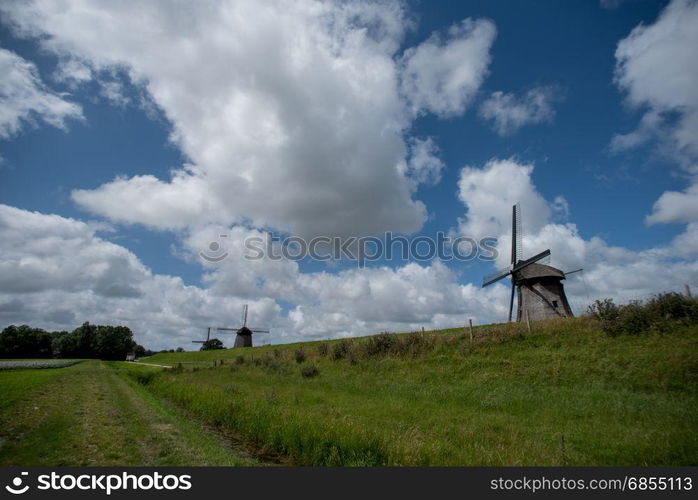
613;0;698;166
457;158;552;250
402;137;445;187
53;58;92;87
646;183;698;225
0;47;83;139
400;18;496;117
0;1;497;239
551;195;570;220
479;86;558;136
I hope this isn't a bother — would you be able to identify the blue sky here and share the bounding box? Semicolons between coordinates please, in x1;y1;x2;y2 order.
1;0;696;349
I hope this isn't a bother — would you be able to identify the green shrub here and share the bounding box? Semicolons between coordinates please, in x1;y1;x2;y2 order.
645;292;698;322
135;371;156;385
331;340;352;360
317;343;329;356
294;348;306;364
300;363;319;378
589;294;698;336
588;298;619;322
234;355;245;365
361;333;396;358
396;332;435;357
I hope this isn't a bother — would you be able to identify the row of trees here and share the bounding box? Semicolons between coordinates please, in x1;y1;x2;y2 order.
0;323;149;360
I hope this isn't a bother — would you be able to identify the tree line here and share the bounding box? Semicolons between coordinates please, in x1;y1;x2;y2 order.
0;323;150;360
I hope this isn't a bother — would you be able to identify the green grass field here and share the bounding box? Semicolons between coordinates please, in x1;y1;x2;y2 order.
1;317;696;466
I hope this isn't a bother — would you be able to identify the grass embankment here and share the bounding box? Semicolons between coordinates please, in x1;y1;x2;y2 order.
0;361;255;466
137;317;698;466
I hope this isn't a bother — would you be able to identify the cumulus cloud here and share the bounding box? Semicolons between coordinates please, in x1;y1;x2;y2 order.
0;1;497;239
613;0;698;166
403;137;445;187
0;47;83;139
646;183;698;225
479;86;558;136
52;58;92;87
400;18;496;117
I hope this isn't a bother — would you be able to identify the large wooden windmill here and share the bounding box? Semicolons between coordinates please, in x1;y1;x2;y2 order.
482;204;574;322
217;304;269;348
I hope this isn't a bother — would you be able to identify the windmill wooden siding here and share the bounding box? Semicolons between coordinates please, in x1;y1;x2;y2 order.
233;327;254;347
514;263;574;321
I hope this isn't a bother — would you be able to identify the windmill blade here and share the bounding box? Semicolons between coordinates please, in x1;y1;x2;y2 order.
242;304;248;327
249;328;269;333
206;327;211;341
508;281;516;322
511;203;522;265
482;267;512;288
565;268;583;275
217;327;237;332
512;249;551;273
192;340;205;344
510;204;516;265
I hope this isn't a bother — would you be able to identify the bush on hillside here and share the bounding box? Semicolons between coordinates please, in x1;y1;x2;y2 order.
300;364;319;378
316;343;329;356
361;333;396;357
588;293;698;336
331;340;352;360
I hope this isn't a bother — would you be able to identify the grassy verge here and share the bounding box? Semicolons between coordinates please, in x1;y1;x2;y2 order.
139;317;698;466
0;361;255;466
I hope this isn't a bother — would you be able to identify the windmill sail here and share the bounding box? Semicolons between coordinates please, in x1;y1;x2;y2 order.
482;267;512;287
512;203;522;264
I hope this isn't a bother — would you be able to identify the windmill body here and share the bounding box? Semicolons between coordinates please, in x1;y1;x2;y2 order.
218;305;269;348
233;326;254;347
514;263;573;321
483;204;574;322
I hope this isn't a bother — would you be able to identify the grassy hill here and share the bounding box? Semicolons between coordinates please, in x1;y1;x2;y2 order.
135;316;698;466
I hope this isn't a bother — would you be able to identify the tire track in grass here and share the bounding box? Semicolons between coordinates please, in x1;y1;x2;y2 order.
0;361;256;465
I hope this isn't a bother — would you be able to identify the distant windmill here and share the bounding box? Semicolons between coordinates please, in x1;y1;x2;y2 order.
482;203;574;322
217;304;269;348
192;327;213;345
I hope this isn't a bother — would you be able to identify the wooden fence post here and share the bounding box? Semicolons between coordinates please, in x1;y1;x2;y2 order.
525;310;532;335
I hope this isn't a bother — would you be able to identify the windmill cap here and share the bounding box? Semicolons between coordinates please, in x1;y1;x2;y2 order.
237;326;253;336
515;263;566;281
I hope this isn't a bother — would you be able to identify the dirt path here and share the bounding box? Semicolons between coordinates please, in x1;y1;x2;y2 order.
129;361;173;368
0;361;258;466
